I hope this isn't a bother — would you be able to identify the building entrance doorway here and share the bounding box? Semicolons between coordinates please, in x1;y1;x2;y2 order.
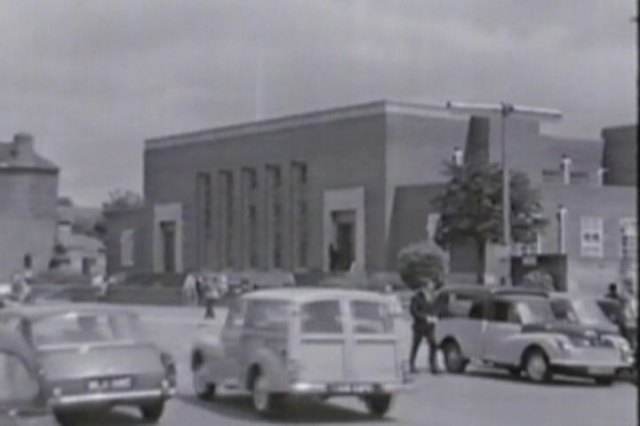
330;210;355;271
160;221;176;273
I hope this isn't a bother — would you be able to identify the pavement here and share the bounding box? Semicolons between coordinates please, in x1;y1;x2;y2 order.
9;303;638;426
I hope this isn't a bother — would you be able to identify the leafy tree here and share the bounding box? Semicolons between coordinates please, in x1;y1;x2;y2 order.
103;189;143;210
397;241;446;291
433;161;546;284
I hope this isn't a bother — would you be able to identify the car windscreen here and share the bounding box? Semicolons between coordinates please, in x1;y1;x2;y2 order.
245;300;291;333
552;299;612;326
517;299;556;324
29;312;144;349
350;300;394;334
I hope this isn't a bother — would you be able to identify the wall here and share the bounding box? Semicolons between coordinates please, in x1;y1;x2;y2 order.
144;111;387;272
0;170;57;279
602;125;637;186
104;205;151;275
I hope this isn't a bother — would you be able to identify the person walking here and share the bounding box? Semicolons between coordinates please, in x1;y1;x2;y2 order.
409;281;440;374
182;272;197;306
203;275;219;319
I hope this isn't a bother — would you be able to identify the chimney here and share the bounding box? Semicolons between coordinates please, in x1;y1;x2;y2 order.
13;132;35;164
560;154;572;185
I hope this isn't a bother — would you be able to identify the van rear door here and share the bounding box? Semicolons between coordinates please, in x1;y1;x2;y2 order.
296;300;346;383
348;300;399;383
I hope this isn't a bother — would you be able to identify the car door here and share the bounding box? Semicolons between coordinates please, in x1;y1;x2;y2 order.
482;300;521;364
217;299;247;383
454;300;488;360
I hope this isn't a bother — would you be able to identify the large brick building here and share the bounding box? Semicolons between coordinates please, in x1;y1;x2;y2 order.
0;133;58;280
105;101;636;294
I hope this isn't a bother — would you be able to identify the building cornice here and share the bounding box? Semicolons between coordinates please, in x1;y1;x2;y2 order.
145;100;457;151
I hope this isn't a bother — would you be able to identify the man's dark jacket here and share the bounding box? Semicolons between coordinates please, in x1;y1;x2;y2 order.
410;291;440;332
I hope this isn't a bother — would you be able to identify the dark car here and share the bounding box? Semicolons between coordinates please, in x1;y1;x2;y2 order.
0;305;176;426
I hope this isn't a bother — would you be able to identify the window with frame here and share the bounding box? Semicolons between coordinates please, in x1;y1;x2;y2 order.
468;302;486;320
580;216;603;258
224;300;246;330
620;218;637;260
301;300;343;334
350;300;393;334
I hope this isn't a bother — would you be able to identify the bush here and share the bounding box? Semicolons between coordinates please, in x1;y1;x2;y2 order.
397;242;446;291
521;269;555;292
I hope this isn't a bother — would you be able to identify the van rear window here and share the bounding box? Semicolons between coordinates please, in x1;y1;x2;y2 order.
351;301;393;334
301;301;343;334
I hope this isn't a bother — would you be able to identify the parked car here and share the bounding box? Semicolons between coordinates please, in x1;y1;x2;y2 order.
191;288;410;417
0;305;177;425
0;325;49;424
435;289;633;385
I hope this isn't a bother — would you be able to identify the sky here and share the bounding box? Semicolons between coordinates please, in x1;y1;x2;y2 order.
0;0;636;206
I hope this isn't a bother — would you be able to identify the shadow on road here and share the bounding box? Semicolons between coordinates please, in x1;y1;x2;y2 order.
464;369;610;388
55;408;154;426
179;394;392;424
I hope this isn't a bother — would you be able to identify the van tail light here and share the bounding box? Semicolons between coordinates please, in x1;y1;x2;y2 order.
160;352;177;385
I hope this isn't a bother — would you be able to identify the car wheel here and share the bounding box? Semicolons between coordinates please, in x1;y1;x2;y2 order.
524;348;550;383
193;361;216;400
442;340;467;373
363;394;393;418
594;376;614;386
140;401;165;423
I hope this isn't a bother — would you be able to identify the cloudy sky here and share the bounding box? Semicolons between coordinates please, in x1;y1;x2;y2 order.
0;0;636;206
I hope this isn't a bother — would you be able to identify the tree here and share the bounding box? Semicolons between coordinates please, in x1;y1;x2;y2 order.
433;161;546;284
103;189;143;210
397;241;446;291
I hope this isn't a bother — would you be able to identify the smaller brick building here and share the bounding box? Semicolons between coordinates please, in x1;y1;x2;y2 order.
0;133;58;280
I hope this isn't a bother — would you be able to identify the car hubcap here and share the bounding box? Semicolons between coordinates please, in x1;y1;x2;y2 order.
253;376;268;412
527;354;546;381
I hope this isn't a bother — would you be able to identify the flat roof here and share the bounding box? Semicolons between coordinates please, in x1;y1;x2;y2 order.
241;287;389;304
145;99;460;151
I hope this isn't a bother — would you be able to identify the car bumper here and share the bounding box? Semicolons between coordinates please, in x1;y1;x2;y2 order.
50;382;176;409
550;358;631;378
288;381;412;396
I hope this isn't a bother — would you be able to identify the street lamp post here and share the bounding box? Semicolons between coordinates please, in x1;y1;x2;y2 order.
445;101;562;285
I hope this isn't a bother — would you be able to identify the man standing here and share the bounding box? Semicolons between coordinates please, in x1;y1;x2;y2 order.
203;274;220;319
409;281;440;374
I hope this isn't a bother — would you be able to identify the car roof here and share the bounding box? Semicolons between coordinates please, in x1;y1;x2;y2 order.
495;294;550;303
0;303;137;322
437;285;548;298
241;287;389;304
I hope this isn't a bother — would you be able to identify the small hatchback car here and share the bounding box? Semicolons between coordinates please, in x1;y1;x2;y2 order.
435;288;633;385
0;305;177;425
191;288;410;417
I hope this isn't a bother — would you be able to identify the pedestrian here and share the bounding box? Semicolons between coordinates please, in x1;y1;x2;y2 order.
182;272;197;306
203;275;219;319
605;283;621;301
409;281;440;374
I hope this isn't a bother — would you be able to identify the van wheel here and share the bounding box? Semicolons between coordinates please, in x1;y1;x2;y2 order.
364;394;393;418
523;348;551;383
140;401;164;423
192;356;216;400
442;340;467;373
251;372;283;416
53;410;76;426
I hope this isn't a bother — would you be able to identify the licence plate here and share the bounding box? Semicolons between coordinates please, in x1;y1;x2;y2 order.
328;383;375;394
87;376;133;392
588;367;614;375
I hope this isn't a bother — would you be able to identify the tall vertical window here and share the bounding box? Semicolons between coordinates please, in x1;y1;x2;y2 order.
291;162;309;269
219;170;234;268
580;216;603;258
620;218;637;260
266;165;282;268
196;172;212;264
120;229;135;267
242;168;258;268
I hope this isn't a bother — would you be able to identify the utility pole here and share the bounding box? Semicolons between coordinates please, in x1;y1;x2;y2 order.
445;101;562;286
